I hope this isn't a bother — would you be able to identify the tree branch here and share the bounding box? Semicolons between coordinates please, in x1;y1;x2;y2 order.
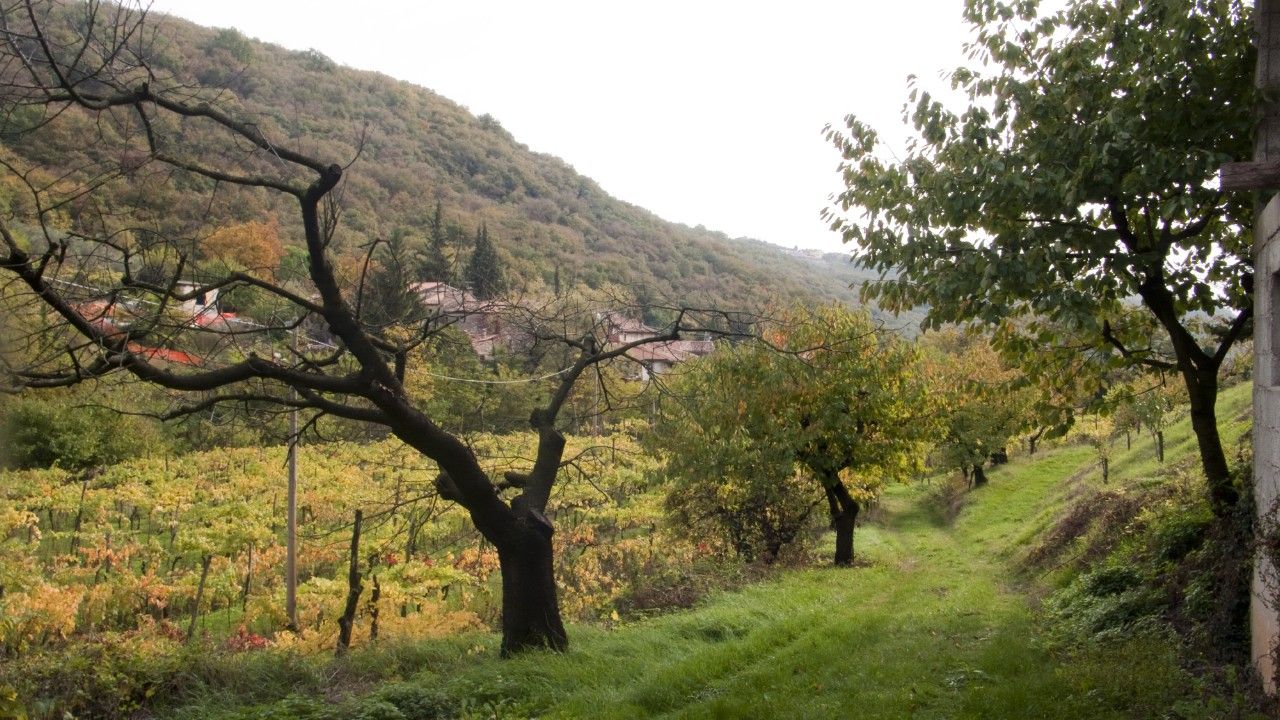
1100;319;1177;371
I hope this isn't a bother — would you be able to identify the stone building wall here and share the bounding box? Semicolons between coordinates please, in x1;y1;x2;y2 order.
1253;193;1280;693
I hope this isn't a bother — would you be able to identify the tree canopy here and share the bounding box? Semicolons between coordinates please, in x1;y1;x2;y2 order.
653;307;930;565
825;0;1254;515
0;0;753;655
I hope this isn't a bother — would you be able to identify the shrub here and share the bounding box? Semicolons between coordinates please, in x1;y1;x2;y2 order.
0;396;162;470
369;684;452;719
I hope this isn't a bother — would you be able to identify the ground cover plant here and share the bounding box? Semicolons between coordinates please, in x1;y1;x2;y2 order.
131;382;1268;719
1;378;1266;718
0;0;1272;717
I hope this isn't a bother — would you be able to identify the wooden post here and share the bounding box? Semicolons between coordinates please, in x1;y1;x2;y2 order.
285;326;299;631
242;544;253;612
368;575;381;643
336;509;364;656
187;555;213;642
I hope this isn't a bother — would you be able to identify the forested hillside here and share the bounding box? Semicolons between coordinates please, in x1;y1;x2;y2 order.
0;6;903;320
0;1;1271;717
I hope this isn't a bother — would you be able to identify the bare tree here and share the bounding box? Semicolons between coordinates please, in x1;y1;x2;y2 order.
0;0;752;653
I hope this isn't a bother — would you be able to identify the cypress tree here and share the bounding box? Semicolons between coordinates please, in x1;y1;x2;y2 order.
465;223;504;299
366;230;420;328
418;201;451;282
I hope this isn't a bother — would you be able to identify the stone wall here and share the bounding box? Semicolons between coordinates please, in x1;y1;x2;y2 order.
1253;193;1280;693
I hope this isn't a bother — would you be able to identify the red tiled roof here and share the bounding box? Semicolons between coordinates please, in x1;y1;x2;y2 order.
604;312;657;335
627;339;715;366
126;342;202;366
409;281;479;313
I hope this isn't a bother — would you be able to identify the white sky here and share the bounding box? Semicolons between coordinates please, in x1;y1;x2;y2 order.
145;1;978;252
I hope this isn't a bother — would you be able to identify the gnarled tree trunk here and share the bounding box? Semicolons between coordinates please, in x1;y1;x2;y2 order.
436;421;571;654
825;476;861;567
496;507;567;655
971;463;988;487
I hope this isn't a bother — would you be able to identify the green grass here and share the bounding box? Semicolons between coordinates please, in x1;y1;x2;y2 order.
165;383;1264;719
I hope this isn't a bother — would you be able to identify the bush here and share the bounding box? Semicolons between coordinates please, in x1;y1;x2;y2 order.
368;684;452;719
0;634;183;719
0;396;162;470
350;700;406;720
1047;564;1165;642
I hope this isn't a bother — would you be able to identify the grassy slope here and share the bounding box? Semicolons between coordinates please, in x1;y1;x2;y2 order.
177;383;1258;719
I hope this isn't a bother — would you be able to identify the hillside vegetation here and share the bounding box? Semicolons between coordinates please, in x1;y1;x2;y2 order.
0;6;913;324
155;383;1260;719
3;381;1261;719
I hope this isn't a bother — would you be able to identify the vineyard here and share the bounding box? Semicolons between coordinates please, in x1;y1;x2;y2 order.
0;429;703;662
0;0;1273;717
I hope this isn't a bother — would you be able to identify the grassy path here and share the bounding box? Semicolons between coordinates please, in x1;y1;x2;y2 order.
302;443;1197;720
184;384;1257;719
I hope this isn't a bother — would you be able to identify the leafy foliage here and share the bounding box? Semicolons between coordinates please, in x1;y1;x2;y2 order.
0;5;902;319
825;0;1254;511
0;394;162;470
919;330;1029;480
828;0;1252;330
651;307;931;562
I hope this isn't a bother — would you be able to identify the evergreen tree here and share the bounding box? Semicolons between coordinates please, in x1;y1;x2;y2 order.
365;230;421;328
466;223;505;299
418;200;451;282
445;222;468;280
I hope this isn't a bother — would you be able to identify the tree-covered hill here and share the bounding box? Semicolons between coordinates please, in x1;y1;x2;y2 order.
2;5;918;324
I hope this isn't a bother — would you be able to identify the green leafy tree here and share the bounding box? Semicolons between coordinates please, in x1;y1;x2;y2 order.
921;331;1029;487
783;306;932;564
826;0;1254;516
465;224;505;300
653;307;930;565
656;342;821;564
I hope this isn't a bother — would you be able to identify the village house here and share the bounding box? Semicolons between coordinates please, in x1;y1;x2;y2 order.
408;281;520;360
601;312;715;379
405;289;715;373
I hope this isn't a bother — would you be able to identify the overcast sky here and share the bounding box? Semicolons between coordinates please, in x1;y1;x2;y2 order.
145;1;978;252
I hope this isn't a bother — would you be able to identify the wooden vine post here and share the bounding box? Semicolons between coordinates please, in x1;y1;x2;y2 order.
335;509;364;656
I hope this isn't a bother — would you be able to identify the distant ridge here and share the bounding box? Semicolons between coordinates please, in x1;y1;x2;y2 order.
8;6;924;329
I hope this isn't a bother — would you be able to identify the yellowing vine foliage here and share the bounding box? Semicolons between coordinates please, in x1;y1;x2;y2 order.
0;430;686;658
